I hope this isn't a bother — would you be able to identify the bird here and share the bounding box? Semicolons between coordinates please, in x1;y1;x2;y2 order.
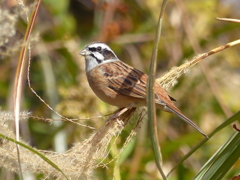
80;42;207;138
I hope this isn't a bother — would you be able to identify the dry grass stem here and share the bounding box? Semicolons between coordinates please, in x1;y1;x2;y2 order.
27;45;96;129
216;17;240;23
157;39;240;90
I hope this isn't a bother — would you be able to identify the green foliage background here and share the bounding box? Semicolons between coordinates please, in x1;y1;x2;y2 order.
0;0;240;179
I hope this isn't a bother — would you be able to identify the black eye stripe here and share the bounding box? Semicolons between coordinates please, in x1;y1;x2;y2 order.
89;47;97;52
89;46;102;52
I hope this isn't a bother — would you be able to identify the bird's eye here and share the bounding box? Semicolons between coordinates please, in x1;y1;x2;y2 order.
97;46;102;51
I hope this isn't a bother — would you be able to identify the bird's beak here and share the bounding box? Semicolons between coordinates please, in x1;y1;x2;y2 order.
79;49;87;56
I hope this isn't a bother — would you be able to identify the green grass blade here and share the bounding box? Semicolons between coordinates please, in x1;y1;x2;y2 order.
147;0;168;179
194;131;240;180
168;111;240;177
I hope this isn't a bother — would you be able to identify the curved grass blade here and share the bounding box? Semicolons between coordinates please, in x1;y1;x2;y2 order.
147;0;168;179
167;111;240;177
0;133;69;180
194;131;240;180
14;1;42;179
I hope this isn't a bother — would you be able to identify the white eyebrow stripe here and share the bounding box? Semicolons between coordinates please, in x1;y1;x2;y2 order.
88;43;109;49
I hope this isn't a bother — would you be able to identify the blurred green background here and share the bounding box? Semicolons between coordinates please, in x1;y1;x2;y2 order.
1;0;240;179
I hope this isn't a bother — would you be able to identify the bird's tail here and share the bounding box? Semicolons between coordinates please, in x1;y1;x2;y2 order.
166;105;208;138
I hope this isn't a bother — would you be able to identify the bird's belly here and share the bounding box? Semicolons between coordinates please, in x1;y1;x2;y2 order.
95;89;145;108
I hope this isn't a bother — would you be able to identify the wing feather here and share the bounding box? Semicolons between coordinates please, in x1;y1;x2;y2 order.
100;61;148;99
99;61;174;107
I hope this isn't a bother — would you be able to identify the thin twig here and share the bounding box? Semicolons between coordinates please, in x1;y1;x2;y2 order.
216;17;240;23
14;1;41;179
27;40;95;129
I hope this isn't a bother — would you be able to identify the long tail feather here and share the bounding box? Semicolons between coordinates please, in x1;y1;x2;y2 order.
166;105;208;138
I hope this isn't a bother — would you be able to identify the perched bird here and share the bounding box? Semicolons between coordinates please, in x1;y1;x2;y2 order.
80;42;207;138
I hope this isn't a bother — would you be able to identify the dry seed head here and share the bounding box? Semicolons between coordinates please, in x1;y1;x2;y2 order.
157;59;198;90
0;9;17;46
0;111;130;179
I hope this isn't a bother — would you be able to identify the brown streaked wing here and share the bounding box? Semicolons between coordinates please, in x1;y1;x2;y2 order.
99;61;148;99
99;61;173;107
